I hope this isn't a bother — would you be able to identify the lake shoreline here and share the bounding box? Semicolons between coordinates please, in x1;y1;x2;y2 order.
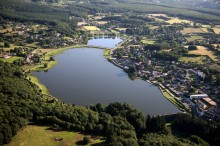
28;38;179;115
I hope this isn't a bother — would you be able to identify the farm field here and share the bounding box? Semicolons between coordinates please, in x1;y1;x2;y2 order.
182;28;206;34
115;28;127;31
185;35;203;42
149;26;159;30
179;56;206;64
0;27;13;33
213;27;220;34
147;14;168;17
188;46;218;61
83;26;100;31
6;125;106;146
141;39;156;44
96;21;108;25
77;22;88;26
166;17;192;24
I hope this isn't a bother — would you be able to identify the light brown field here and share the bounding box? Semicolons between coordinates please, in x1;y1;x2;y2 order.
166;18;192;24
185;35;203;42
115;28;127;31
83;26;100;31
213;27;220;34
188;46;218;61
0;27;13;33
149;26;159;30
182;28;205;34
96;21;108;25
94;16;105;20
147;14;168;17
77;22;88;26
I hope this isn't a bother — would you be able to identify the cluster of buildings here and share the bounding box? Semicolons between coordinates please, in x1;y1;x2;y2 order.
190;94;220;120
111;38;220;120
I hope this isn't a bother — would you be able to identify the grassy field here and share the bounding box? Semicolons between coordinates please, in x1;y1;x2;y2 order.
6;125;105;146
1;43;23;51
209;64;220;73
182;28;205;34
0;56;23;63
166;17;192;24
179;56;206;64
27;75;49;94
185;35;203;42
188;46;218;61
103;49;111;59
83;26;100;31
161;89;185;111
141;40;155;44
213;27;220;34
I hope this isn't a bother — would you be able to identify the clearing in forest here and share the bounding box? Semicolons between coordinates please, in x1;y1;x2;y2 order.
182;28;206;34
5;125;105;146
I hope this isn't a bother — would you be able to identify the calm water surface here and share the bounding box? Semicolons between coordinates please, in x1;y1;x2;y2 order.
34;38;179;115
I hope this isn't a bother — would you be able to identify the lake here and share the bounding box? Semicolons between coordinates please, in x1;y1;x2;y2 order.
34;37;179;115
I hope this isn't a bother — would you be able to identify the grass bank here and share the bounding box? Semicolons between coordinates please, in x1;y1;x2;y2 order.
103;49;111;59
160;88;185;111
5;125;106;146
27;75;49;95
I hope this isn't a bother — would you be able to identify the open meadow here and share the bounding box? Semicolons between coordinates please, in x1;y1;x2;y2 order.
185;35;203;42
213;27;220;34
179;56;206;64
83;26;100;31
5;125;105;146
188;46;218;61
166;17;192;24
182;28;206;34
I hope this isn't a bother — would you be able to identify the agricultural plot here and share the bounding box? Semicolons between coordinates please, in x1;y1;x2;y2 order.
147;14;168;17
77;22;88;26
185;35;203;42
182;28;206;34
179;56;206;64
166;17;192;24
149;26;159;30
6;125;105;146
115;28;127;31
0;27;13;33
188;46;218;61
83;26;100;31
96;21;108;25
141;39;156;44
213;27;220;34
